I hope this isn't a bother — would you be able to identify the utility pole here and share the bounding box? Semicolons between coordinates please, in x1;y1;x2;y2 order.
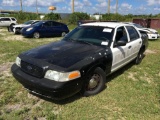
116;0;118;14
20;0;23;12
36;0;38;14
108;0;110;14
72;0;74;13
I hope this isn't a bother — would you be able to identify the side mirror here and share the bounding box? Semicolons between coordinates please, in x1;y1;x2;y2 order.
116;40;127;46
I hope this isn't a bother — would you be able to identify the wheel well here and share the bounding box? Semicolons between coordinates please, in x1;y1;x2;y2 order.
10;23;15;26
85;64;106;76
140;45;145;53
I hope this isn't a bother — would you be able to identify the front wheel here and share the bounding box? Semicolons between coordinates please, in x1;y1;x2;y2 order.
33;32;40;39
83;67;106;97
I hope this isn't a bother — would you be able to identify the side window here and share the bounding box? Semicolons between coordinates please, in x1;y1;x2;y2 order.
11;18;16;21
52;22;60;26
43;22;52;27
126;26;140;41
3;18;10;21
115;26;128;43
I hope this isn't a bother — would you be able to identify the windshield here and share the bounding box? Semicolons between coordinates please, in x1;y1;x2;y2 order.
63;26;114;46
24;20;34;25
134;23;144;28
32;21;43;27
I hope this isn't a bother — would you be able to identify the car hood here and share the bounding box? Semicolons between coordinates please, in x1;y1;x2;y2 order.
138;27;158;33
13;24;30;28
20;40;106;69
146;28;157;33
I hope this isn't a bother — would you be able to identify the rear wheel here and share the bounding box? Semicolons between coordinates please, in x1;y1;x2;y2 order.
33;32;40;38
8;24;14;32
61;32;66;37
135;50;143;64
83;67;106;97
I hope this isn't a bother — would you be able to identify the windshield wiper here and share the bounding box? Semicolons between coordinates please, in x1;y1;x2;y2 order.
63;37;77;42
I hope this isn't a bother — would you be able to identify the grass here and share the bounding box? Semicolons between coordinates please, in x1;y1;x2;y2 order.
0;27;160;120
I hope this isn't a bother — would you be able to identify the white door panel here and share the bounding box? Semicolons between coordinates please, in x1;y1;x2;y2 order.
111;45;128;72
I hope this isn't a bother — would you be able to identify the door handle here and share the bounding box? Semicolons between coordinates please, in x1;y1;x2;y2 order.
139;41;142;44
128;46;132;49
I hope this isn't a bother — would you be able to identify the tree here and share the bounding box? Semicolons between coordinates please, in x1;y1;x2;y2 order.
69;12;90;24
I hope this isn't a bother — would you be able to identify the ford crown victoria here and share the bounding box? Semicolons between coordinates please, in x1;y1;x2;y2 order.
11;22;148;100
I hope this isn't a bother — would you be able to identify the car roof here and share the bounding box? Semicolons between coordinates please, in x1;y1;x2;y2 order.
81;22;128;28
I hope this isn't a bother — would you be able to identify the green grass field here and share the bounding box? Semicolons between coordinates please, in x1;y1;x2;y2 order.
0;28;160;120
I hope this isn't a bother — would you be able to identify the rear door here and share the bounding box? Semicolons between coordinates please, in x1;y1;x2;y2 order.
125;26;142;59
0;18;11;26
51;21;62;36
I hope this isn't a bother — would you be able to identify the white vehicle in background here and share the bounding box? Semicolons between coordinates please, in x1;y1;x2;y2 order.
0;17;17;32
13;20;40;34
125;22;159;40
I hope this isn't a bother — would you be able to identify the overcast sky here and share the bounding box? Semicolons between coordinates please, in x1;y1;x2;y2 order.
0;0;160;15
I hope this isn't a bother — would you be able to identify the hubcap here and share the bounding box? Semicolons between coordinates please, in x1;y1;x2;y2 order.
62;32;66;37
88;74;100;90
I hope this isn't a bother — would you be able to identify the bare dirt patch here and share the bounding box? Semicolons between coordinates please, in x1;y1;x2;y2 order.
3;34;25;41
128;72;137;81
145;49;157;54
0;62;14;77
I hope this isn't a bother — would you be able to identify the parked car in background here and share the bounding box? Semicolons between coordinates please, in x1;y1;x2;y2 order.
13;20;40;34
21;20;69;38
125;22;159;40
11;22;148;100
0;17;17;32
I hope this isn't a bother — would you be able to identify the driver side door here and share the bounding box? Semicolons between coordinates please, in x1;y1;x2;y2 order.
111;26;130;72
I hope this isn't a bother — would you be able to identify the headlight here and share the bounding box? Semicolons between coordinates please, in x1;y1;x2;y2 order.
44;70;81;82
15;57;21;67
26;28;33;31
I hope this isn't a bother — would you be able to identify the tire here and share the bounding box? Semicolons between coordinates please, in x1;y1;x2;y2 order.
135;50;143;65
8;24;14;32
33;32;40;38
61;32;66;37
83;67;106;97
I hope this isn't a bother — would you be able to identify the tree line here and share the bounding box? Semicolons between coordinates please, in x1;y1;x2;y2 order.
1;12;160;25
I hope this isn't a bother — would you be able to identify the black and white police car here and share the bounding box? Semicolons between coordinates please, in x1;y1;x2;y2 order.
11;22;148;100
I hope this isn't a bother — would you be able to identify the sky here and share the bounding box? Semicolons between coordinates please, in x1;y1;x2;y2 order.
0;0;160;15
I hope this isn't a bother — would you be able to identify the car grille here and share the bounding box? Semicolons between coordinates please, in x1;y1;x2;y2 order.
21;61;44;78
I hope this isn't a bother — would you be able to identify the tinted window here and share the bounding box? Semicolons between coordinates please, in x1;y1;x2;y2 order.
126;26;140;41
52;22;60;26
11;18;16;21
43;21;52;27
1;18;10;21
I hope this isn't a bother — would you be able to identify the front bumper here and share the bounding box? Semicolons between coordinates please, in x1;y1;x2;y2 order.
21;31;33;37
13;27;22;34
11;64;83;100
147;34;159;39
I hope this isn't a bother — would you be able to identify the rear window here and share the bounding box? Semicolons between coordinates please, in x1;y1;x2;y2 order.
11;18;16;21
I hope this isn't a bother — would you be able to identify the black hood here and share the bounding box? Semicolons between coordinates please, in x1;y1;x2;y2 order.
21;40;106;68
